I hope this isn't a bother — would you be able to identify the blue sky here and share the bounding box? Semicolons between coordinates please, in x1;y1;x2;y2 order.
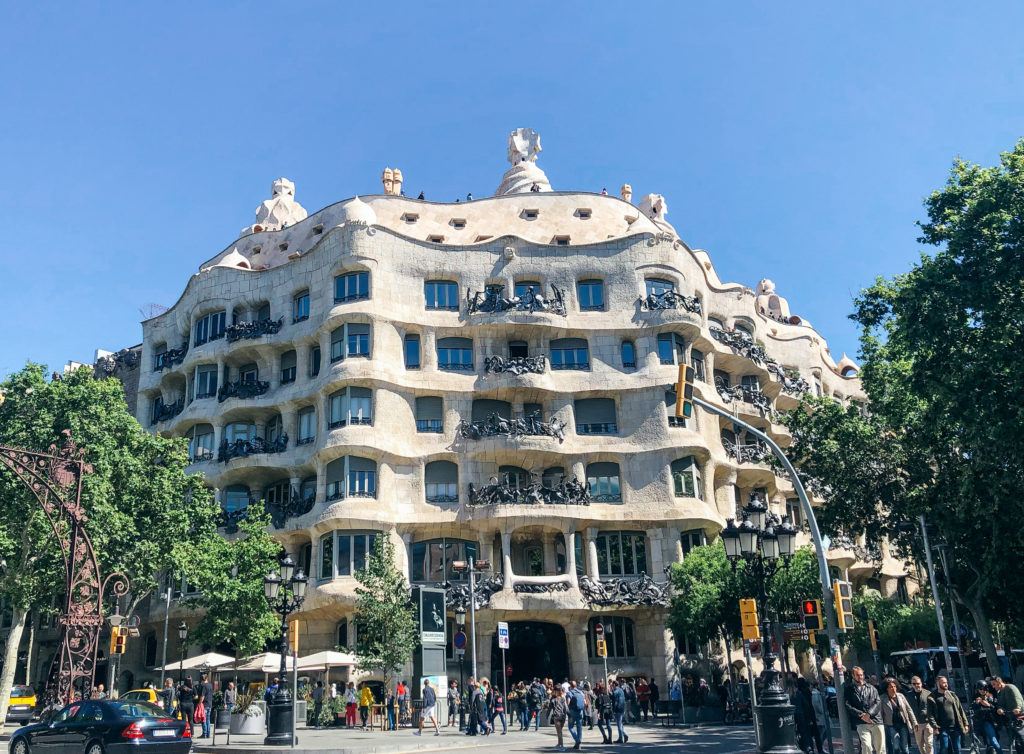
1;2;1022;377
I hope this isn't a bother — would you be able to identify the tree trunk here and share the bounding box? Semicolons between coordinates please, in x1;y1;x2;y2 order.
722;627;736;687
959;594;1001;677
25;612;36;686
0;607;29;726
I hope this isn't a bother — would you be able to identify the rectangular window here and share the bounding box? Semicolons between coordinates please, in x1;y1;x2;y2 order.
786;498;802;526
298;407;316;444
595;532;647;577
280;351;297;384
551;340;589;370
337;535;351;577
437;339;473;371
425;281;459;311
349;468;376;497
741;374;761;393
310;346;321;377
195;365;218;399
293;292;310;322
690;350;706;382
193;311;226;346
680;529;707;557
320;534;334;580
415;396;443;433
331;329;345;363
347;323;371;357
577;280;605;311
189;429;214;462
404;334;421;369
334;271;370;303
239;363;259;383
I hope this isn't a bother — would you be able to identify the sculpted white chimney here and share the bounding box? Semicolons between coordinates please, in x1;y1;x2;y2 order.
495;128;552;195
239;178;308;236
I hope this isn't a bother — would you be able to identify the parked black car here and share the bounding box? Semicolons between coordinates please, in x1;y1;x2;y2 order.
8;699;191;754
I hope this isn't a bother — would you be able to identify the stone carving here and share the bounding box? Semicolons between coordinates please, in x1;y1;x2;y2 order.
150;397;184;425
225;317;284;343
496;128;552;195
445;574;505;611
218;433;288;463
755;279;797;324
578;573;670;607
217;379;270;403
381;167;404;196
241;178;308;236
639;289;702;314
456;412;566;443
468;473;590;506
94;348;141;376
639;193;668;221
467;284;566;316
620;184;632;203
514;582;571;595
266;487;316;529
483;354;547;376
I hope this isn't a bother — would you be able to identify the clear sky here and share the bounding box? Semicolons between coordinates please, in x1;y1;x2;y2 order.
2;2;1022;377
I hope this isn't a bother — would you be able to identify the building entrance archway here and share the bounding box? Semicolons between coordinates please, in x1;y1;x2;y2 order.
491;621;568;685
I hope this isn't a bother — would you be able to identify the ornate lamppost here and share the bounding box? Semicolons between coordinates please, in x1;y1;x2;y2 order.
455;607;466;731
177;621;188;682
721;495;799;754
263;553;308;746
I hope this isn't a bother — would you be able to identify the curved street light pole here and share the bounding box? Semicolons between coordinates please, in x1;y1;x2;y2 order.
692;396;855;754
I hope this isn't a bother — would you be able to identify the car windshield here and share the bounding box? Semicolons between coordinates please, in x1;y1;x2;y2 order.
12;685;34;697
109;701;167;719
121;691;150;700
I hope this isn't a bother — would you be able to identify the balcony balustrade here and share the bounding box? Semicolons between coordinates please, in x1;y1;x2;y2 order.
467;284;567;316
225;317;284;343
456;412;566;443
715;378;774;416
150;397;184;425
483;354;547;376
266;487;316;529
154;344;189;372
722;436;770;465
578;573;671;607
639;290;702;314
218;434;288;462
218;379;270;402
468;474;590;506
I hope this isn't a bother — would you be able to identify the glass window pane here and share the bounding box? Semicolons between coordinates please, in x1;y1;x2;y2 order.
320;534;334;579
354;535;367;571
337;535;351;576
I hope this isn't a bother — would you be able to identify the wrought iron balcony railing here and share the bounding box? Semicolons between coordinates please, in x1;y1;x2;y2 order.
218;434;288;463
415;419;444;433
483;354;547;375
467;284;567;316
578;573;671;607
468;475;590;506
456;413;566;443
267;487;317;529
150;397;185;425
710;326;771;366
715;378;774;415
639;290;702;314
217;379;270;402
576;422;617;435
767;362;811;396
722;436;770;464
154;344;189;372
225;317;284;343
218;503;254;534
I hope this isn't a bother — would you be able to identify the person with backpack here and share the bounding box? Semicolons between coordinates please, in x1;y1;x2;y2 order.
529;678;547;731
546;686;570;751
566;681;586;750
611;679;629;743
595;682;614;744
491;686;507;735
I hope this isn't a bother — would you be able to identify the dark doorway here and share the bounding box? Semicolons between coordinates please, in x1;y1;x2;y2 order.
491;621;568;686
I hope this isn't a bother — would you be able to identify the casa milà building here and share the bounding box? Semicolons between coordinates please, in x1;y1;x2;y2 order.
123;128;913;686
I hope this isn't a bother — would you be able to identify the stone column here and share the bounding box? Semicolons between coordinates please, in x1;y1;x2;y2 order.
717;470;738;520
295;343;310;382
568;628;591;683
401;532;413;582
501;531;513;589
212;421;224;455
647;528;665;581
315;458;327;503
422;330;437;370
542;534;557;576
586;527;600;579
701;457;716;508
564;525;579;588
280;408;297;444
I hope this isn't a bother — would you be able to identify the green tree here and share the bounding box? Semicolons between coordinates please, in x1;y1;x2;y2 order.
353;535;417;690
0;364;219;720
781;140;1024;674
851;592;941;660
185;501;280;657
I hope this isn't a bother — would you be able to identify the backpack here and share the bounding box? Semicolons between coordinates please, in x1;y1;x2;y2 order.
529;686;544;706
568;689;584;714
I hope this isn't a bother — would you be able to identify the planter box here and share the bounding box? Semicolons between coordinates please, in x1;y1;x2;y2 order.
229;709;265;735
213;709;230;732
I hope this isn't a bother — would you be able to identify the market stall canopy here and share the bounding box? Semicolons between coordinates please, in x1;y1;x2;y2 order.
152;652;236;672
235;652;296;673
296;651;357;671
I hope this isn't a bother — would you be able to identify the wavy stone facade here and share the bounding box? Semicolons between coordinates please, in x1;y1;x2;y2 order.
131;143;911;684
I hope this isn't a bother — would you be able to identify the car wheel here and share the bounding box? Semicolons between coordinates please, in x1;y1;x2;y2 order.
85;742;104;754
12;739;30;754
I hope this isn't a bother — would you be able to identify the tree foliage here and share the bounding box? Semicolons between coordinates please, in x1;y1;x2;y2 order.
850;592;941;660
185;501;280;657
780;140;1024;672
353;535;417;688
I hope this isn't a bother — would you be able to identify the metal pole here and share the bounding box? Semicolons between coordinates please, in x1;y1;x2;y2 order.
159;586;171;688
744;640;760;750
919;515;953;678
291;644;298;748
501;647;507;717
469;558;478;679
936;545;971;701
458;653;465;730
692;396;854;754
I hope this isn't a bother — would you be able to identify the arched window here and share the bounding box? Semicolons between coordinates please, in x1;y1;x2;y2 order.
574;398;617;435
734;320;754;339
410;538;478;583
437;337;473;371
194;310;226;346
586;462;622;502
671;457;704;499
576;279;605;311
551;338;589;370
587;617;635;659
514;280;542;299
542;466;565;489
499;465;530;490
425;461;459;503
334;270;370;303
620;340;636;370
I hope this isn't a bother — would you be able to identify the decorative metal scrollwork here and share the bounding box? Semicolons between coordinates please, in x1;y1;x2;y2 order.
218;505;251;534
710;326;771;366
154;344;189;372
218;434;288;462
723;436;771;465
456;412;566;443
513;581;572;595
483;354;547;375
715;377;774;416
468;473;590;506
767;362;811;396
217;379;270;402
444;573;505;611
578;572;670;607
639;290;702;314
150;397;185;425
225;317;284;343
266;487;316;529
467;284;567;316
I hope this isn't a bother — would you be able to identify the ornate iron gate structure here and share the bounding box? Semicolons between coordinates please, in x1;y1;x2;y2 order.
0;432;127;704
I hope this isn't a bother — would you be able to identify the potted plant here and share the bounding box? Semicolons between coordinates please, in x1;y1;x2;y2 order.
229;687;265;735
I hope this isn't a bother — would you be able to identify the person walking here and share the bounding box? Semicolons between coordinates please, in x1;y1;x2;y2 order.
990;676;1024;752
447;680;459;727
358;684;374;730
636;677;650;722
223;681;237;717
794;677;824;754
844;666;884;754
611;679;629;743
649;679;660;721
345;681;358;727
881;677;917;754
970;681;1002;754
397;680;409;727
547;686;569;751
529;678;546;731
475;680;491;735
931;675;969;754
583;682;595;730
566;681;585;750
595;682;614;744
492;685;507;734
197;673;213;738
416;678;440;736
176;677;196;735
158;677;176;713
908;675;934;754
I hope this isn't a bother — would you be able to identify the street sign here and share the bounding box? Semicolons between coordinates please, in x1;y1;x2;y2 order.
783;622;809;643
596;639;608;658
454;630;467;651
497;621;509;649
594;622;605;637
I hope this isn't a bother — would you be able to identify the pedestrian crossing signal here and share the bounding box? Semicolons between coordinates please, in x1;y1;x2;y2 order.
675;364;695;419
596;639;608;658
110;626;127;655
801;599;823;632
739;598;760;641
832;580;855;632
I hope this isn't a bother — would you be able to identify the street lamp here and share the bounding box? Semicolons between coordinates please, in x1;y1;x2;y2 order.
450;558;490;679
455;607;466;730
724;493;800;754
177;621;188;683
263;553;307;746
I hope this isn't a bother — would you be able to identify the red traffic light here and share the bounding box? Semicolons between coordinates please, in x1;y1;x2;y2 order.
802;600;817;615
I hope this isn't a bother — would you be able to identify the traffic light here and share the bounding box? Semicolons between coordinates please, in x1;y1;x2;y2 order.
739;598;760;641
596;639;608;658
801;599;823;632
110;626;127;655
675;364;695;419
832;580;854;632
868;619;880;652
